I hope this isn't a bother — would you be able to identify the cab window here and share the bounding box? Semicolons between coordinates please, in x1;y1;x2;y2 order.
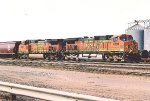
127;36;133;41
120;36;127;41
113;37;118;42
120;35;133;41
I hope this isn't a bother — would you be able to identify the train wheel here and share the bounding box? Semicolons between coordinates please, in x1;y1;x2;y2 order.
134;53;141;63
127;53;134;63
25;54;29;59
62;55;65;60
50;55;55;60
102;54;106;61
47;55;51;60
43;54;46;60
43;54;48;60
17;55;21;59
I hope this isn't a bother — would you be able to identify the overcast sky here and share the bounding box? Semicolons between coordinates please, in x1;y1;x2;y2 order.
0;0;150;41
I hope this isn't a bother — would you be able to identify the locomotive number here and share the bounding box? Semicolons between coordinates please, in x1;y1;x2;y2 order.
113;43;119;45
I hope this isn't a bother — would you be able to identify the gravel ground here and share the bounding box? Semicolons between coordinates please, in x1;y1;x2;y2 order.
0;65;150;101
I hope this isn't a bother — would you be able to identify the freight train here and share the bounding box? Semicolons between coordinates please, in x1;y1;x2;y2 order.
0;34;141;62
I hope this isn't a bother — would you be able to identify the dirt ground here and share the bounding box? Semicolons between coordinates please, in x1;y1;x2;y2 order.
0;65;150;101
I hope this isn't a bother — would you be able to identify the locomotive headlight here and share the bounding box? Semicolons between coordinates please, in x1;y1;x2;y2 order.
124;44;128;49
120;45;124;51
120;45;124;48
120;49;124;51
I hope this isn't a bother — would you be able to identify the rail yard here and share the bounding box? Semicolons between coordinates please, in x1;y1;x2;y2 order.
0;59;150;101
1;20;150;101
1;0;150;99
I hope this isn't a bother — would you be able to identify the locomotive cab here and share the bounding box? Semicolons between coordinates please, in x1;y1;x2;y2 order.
120;34;133;41
108;34;139;62
64;38;82;60
111;34;138;52
120;34;138;53
46;39;63;51
18;40;30;59
119;34;140;62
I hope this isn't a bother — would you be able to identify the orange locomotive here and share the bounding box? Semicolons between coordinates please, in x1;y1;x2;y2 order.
65;34;140;62
18;34;140;62
18;39;64;60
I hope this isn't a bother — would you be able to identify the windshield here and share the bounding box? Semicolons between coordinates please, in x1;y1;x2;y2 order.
127;36;133;41
120;35;133;41
120;37;127;41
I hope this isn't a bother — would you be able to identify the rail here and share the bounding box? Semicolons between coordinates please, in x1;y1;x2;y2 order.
0;81;119;101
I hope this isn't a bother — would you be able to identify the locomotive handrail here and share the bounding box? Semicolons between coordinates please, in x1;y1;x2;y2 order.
0;81;119;101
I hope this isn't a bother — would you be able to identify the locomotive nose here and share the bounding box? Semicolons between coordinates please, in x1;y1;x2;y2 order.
129;41;138;53
124;40;138;53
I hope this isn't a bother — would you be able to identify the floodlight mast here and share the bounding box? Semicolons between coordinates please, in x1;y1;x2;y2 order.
128;19;150;28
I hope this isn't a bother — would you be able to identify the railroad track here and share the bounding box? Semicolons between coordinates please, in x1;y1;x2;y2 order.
1;58;150;66
0;58;150;77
